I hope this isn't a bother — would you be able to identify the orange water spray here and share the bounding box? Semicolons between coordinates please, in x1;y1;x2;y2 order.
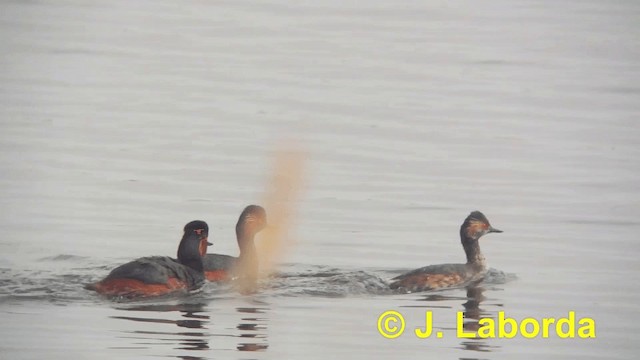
257;145;306;278
234;145;306;293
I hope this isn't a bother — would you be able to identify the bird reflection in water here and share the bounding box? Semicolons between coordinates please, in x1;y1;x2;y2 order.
412;285;500;355
110;302;210;356
458;285;499;353
236;306;269;351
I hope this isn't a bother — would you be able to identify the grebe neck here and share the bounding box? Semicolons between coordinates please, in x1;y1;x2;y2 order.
462;237;486;269
236;227;259;281
177;233;204;272
237;231;257;260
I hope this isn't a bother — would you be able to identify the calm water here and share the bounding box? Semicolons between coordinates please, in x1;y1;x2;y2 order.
1;0;639;359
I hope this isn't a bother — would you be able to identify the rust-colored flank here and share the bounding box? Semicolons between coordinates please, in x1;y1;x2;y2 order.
204;270;229;282
394;273;464;290
92;277;187;297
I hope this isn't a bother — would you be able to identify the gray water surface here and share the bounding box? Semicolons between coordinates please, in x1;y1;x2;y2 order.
1;0;639;359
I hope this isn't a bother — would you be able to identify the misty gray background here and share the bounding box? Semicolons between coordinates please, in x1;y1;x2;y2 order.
1;1;638;359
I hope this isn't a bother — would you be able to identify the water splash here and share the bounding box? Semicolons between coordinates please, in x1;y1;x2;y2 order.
0;255;516;303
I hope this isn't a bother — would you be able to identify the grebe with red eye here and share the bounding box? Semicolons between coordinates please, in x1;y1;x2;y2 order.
202;205;267;281
86;220;211;298
390;211;502;292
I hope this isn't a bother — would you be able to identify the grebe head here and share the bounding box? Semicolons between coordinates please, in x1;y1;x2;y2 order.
460;211;502;241
178;220;210;271
184;220;210;238
184;219;212;251
236;205;268;238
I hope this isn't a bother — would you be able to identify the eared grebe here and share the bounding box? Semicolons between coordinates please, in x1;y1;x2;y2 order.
390;211;502;292
202;205;267;281
86;220;211;298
